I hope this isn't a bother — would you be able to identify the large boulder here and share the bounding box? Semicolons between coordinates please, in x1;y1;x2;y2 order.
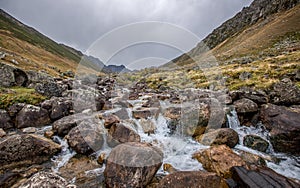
195;128;239;148
157;171;228;188
65;121;104;155
0;134;61;171
0;63;28;87
0;109;14;130
107;123;140;147
231;166;300;188
233;98;258;126
16;104;51;128
163;99;225;137
35;81;63;97
41;97;73;120
52;113;93;136
233;98;258;113
260;103;300;154
269;78;300;105
193;145;247;178
243;135;269;152
18;172;75;188
104;142;163;188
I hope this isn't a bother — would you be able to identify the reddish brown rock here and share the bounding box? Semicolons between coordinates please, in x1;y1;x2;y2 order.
103;114;120;129
158;171;228;188
193;145;247;178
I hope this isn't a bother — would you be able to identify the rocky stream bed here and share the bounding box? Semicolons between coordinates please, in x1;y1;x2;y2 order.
0;66;300;187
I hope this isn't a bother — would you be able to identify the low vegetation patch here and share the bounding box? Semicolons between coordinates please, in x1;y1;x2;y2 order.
0;87;47;109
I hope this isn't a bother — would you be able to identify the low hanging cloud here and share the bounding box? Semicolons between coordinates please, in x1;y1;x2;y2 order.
0;0;253;69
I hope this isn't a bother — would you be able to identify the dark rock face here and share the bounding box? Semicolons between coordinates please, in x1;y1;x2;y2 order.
66;121;104;155
193;145;247;178
260;103;300;154
231;166;300;188
16;104;51;128
158;171;228;188
243;135;269;152
52;113;93;136
107;123;140;147
35;81;63;97
234;98;258;113
0;63;28;87
196;128;239;148
202;0;300;49
0;109;14;130
0;134;61;171
269;78;300;105
18;172;75;188
104;142;163;188
41;97;73;121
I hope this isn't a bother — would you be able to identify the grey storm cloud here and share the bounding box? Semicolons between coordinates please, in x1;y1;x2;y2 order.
0;0;253;69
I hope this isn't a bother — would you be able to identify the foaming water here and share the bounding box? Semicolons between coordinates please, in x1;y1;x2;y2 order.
51;136;76;172
132;114;207;173
227;109;300;180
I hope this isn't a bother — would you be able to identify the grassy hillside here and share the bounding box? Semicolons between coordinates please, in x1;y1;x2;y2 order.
132;4;300;91
0;9;102;77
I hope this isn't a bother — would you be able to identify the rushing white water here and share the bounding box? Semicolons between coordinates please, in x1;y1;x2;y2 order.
51;136;76;172
227;109;300;180
130;114;207;173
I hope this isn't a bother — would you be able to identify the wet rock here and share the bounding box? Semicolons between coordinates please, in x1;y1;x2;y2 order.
59;155;101;187
238;150;266;166
103;114;120;129
0;171;22;188
66;121;104;155
52;113;93;136
139;118;156;134
233;98;258;113
132;108;159;119
0;128;6;138
243;135;269;152
128;92;139;100
163;163;178;174
142;97;160;108
16;105;51;129
231;166;300;188
158;171;228;188
0;109;14;130
193;145;247;178
260;103;300;154
107;123;140;147
44;130;54;139
269;78;300;105
196;128;239;148
242;90;268;105
104;142;163;188
18;172;76;188
22;127;37;134
0;134;61;171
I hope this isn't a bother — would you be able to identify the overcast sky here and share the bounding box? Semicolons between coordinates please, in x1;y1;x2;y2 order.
0;0;253;70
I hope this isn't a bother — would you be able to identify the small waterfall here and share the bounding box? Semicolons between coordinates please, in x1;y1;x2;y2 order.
227;109;241;129
51;136;76;172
